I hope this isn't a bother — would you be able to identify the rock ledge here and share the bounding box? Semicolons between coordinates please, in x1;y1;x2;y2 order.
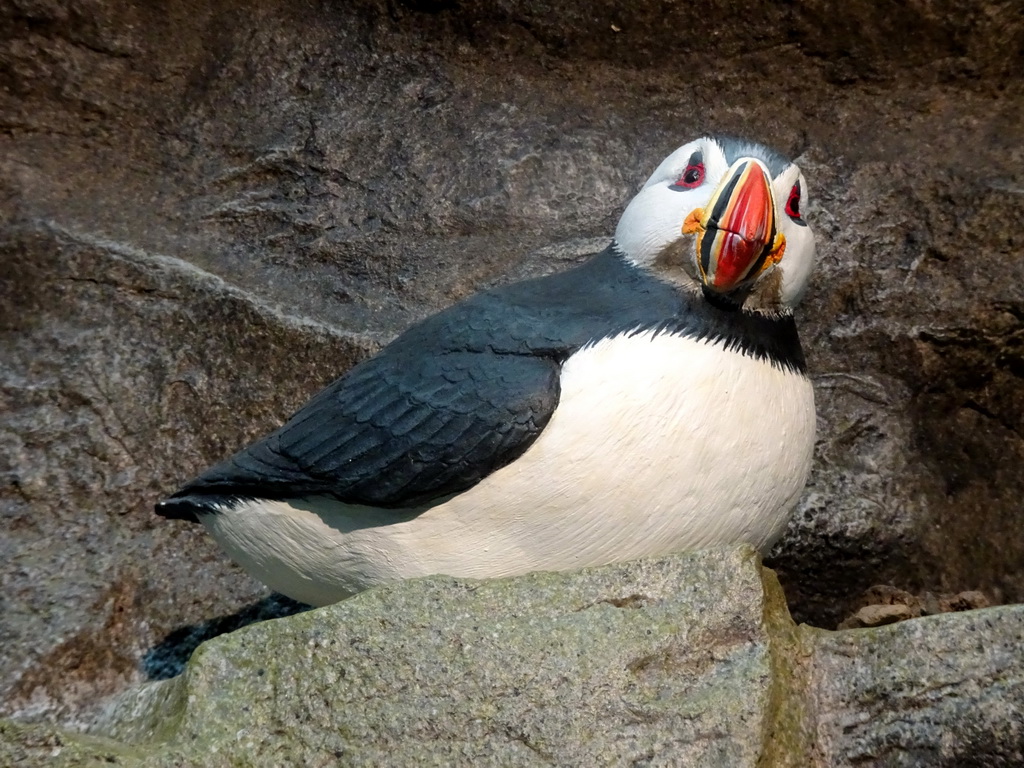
4;546;1021;766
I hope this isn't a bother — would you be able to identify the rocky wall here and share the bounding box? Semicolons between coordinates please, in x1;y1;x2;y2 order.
1;0;1023;731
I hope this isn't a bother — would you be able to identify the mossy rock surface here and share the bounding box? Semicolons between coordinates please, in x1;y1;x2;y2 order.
96;547;788;766
5;546;1023;766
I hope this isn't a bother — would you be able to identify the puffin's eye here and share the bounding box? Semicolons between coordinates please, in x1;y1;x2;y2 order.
670;151;705;190
785;182;802;219
679;164;704;187
672;163;705;190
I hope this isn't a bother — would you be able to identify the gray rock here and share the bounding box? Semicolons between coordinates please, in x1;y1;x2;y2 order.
3;547;1019;766
92;547;789;767
0;719;139;767
807;608;1024;766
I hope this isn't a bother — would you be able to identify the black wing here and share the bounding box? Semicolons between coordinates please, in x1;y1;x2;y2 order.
158;247;696;523
160;345;561;518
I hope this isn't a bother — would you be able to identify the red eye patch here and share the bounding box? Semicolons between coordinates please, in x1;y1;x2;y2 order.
785;182;801;219
674;163;705;188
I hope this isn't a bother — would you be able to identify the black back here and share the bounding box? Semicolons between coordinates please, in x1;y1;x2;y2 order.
157;246;804;521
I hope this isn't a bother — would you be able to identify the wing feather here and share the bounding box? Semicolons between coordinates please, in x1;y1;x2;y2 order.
171;348;561;510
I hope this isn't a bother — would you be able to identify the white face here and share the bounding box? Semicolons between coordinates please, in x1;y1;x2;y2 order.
614;136;816;309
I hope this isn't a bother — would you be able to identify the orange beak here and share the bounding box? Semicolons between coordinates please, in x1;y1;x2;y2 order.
682;158;786;294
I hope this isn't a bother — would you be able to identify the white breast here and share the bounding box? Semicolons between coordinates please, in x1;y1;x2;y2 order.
202;329;815;606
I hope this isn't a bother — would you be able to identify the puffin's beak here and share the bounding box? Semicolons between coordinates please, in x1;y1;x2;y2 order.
682;158;786;294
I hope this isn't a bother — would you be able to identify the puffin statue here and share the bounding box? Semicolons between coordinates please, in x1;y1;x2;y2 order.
157;135;817;607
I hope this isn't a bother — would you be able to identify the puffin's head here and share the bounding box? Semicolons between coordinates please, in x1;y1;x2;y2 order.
614;135;815;310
